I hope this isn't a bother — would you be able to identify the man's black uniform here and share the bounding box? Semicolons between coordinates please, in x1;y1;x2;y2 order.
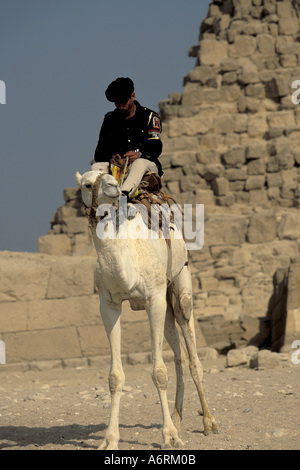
94;100;163;175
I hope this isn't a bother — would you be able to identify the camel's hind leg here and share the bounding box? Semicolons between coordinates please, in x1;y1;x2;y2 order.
170;265;219;436
164;298;187;431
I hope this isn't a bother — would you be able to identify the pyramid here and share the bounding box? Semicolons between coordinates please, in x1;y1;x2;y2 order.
39;0;300;351
159;0;300;209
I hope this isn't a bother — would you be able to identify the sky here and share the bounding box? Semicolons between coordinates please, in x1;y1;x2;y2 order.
0;0;210;253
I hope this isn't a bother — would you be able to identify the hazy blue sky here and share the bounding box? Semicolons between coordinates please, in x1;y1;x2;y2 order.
0;0;210;252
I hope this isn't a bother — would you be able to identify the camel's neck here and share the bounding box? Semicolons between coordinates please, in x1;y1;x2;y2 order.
90;223;139;295
90;200;149;247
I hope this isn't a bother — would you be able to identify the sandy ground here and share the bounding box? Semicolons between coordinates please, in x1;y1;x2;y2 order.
0;354;299;451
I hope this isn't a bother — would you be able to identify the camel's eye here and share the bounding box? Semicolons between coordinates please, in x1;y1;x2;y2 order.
85;183;92;189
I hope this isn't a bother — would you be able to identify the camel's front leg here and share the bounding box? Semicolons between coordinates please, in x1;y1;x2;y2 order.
98;295;124;450
147;296;184;449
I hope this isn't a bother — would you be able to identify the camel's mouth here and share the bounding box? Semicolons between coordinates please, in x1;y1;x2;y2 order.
102;174;122;199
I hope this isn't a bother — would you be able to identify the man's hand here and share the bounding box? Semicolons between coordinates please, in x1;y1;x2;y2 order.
111;154;124;167
124;151;141;163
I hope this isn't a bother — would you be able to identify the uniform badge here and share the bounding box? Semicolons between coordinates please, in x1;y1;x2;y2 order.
153;116;161;131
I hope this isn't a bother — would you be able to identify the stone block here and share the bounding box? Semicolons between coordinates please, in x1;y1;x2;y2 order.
226;168;247;181
226;349;248;367
61;217;89;235
278;19;300;36
27;295;100;330
229;35;257;58
195;190;215;206
239;62;259;85
212;177;230;196
38;234;72;256
205;215;248;246
161;167;183;182
245;175;265;191
206;293;229;307
278;213;300;240
72;233;94;255
216;195;235;207
287;263;300;311
221;85;241;103
267;157;279;173
184;66;216;86
267;172;283;188
250;350;280;369
257;34;275;56
0;252;51;303
268;111;295;129
248;114;268;138
277;2;294;19
214;115;235;134
64;187;81;204
249;190;268;206
77;324;110;357
234;114;248;133
0;301;28;333
46;257;96;299
196;149;220;165
222;146;246;167
247;212;277;244
199;39;228;66
171;151;197;167
180;174;201;192
168;116;213;138
246;142;266;160
202;164;225;181
281;169;298;188
245;83;265;99
229;248;252;266
4;327;82;363
181;83;204;106
247;159;265;175
54;205;79;224
166;181;180;195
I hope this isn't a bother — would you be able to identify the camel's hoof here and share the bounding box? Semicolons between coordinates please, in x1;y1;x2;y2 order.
98;439;119;450
161;437;184;450
213;424;221;434
203;418;220;436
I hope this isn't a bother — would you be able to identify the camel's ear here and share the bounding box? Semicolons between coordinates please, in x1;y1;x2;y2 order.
75;171;82;186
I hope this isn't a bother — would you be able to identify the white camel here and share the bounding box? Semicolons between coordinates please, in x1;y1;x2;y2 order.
75;168;218;450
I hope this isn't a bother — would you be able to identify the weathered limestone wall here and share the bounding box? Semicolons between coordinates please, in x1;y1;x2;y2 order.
158;0;300;349
0;252;158;365
0;252;207;365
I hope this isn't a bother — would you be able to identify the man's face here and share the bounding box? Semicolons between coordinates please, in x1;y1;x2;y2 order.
115;92;136;117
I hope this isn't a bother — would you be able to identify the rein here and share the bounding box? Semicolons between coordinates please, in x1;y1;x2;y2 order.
83;173;106;227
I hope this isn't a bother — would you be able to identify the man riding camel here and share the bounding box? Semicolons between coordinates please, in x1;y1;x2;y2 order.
93;77;163;198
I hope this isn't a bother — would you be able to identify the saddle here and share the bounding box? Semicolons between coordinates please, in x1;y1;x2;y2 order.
109;165;181;247
131;172;179;247
134;172;175;204
111;164;177;223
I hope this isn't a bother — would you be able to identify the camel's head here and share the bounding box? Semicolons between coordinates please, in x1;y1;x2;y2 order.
75;170;121;208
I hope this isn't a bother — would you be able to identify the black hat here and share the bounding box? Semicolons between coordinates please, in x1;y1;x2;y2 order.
105;77;134;103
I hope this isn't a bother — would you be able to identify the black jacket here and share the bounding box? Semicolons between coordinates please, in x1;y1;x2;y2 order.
94;101;163;175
